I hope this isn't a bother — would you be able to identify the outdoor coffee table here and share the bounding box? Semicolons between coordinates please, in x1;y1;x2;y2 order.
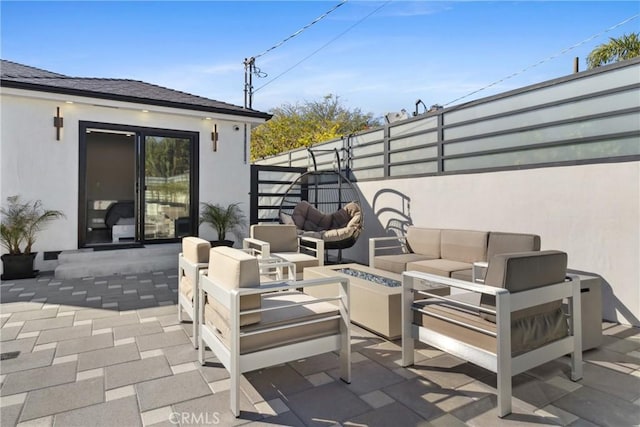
303;263;447;340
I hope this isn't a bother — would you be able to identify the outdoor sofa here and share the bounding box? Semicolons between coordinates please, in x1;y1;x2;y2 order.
370;227;540;281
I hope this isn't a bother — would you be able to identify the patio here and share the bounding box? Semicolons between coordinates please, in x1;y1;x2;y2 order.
1;269;639;426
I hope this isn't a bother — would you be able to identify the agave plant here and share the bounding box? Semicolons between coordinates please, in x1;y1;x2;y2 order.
0;195;65;255
199;202;246;241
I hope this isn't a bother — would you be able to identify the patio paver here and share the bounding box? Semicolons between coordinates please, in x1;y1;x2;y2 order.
1;268;639;426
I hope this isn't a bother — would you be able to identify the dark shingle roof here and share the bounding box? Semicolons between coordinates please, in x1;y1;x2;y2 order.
0;59;271;120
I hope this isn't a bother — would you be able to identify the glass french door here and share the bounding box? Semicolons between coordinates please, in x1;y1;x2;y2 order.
141;135;193;241
79;122;198;247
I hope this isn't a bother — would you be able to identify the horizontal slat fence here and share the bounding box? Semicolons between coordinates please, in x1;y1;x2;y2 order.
256;59;640;182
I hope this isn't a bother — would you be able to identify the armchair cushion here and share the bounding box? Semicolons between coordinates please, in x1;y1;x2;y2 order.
180;237;211;300
183;236;211;264
414;250;570;354
413;292;567;354
271;252;320;274
481;250;568;328
207;246;261;327
487;232;541;259
251;224;299;253
205;290;339;354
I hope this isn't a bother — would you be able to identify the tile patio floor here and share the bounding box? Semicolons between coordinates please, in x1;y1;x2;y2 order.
1;269;639;427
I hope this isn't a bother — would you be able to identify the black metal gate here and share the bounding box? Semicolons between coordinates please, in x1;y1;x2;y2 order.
249;164;307;225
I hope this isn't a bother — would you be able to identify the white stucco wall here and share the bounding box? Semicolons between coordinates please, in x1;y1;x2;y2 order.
343;162;640;326
0;87;264;271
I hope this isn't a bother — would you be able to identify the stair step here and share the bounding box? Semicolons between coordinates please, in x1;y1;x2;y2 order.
54;244;181;279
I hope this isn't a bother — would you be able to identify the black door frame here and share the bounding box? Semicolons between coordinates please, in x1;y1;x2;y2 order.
78;121;199;248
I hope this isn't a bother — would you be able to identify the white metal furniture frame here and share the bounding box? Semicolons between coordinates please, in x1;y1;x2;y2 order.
198;249;350;417
368;235;410;269
178;243;296;349
177;238;211;348
401;268;582;417
244;224;325;280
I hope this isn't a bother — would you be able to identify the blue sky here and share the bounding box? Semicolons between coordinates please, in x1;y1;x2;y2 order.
2;1;638;119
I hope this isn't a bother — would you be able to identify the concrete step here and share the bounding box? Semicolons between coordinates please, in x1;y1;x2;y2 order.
54;244;181;279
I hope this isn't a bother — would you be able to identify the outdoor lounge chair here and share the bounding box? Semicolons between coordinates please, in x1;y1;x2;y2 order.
178;237;296;348
178;236;211;348
198;246;351;416
401;250;582;417
243;223;324;280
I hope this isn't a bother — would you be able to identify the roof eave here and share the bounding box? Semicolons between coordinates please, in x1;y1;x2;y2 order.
0;79;273;120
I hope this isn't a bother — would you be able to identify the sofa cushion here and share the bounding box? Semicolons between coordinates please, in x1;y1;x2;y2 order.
487;232;541;259
251;224;299;253
481;250;568;323
375;254;435;274
406;227;441;258
451;269;473;282
207;247;261;327
440;229;488;263
205;290;339;354
407;259;473;278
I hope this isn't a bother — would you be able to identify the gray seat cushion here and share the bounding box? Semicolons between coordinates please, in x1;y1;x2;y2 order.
487;232;541;259
407;259;473;278
375;253;435;274
205;290;339;354
440;229;488;263
413;250;569;355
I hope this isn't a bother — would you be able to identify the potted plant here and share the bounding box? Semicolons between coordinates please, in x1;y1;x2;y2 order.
0;195;65;280
199;202;246;247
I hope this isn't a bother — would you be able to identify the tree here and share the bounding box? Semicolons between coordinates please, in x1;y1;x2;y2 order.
251;94;381;160
587;33;640;69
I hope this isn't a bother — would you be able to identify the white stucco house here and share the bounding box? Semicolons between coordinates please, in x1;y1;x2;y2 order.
0;59;271;275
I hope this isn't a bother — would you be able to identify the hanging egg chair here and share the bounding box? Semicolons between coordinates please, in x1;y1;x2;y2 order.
278;148;363;251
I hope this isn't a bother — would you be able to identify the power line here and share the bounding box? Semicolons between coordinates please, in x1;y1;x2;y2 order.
254;0;392;94
444;14;640;107
253;1;348;60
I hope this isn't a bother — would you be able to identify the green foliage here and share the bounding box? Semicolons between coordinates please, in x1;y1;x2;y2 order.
251;94;381;160
0;195;65;255
587;33;640;69
145;136;190;178
199;202;246;241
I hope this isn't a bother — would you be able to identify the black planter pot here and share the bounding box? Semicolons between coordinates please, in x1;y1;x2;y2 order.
1;253;38;280
210;240;234;248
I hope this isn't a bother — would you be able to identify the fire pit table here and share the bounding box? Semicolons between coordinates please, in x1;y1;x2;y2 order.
303;263;447;339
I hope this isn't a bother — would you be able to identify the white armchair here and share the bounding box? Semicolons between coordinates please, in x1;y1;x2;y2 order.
401;250;582;417
177;237;211;348
198;246;350;416
243;224;324;280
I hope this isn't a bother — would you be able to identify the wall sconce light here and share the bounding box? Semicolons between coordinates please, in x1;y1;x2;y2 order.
211;124;218;152
53;106;63;140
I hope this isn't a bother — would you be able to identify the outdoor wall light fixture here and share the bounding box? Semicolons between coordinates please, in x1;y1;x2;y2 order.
211;124;218;152
53;106;63;140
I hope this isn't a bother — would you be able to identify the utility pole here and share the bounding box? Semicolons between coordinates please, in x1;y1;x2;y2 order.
243;57;255;109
